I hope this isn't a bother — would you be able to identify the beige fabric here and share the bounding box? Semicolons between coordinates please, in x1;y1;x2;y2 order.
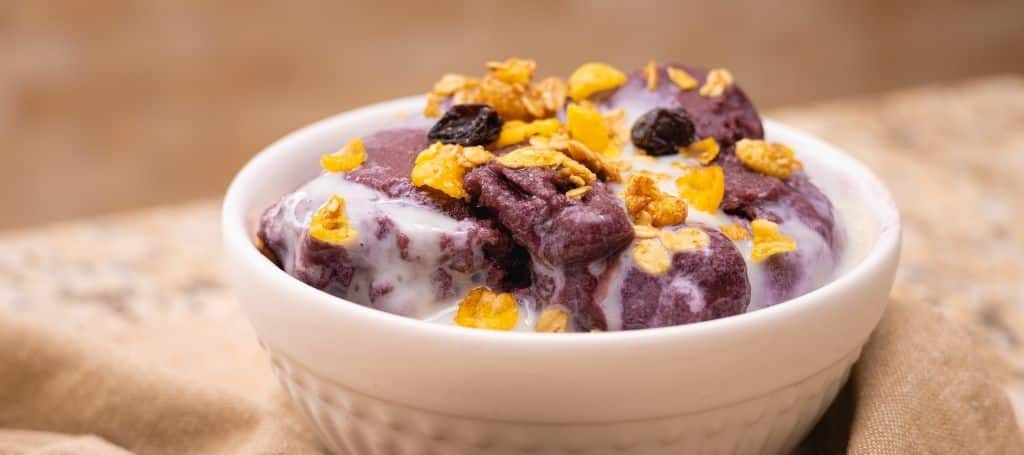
0;300;1019;455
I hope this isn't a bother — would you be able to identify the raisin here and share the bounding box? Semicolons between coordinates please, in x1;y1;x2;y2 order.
630;107;696;156
427;104;503;146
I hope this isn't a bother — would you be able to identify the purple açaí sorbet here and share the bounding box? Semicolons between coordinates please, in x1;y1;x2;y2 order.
257;60;843;331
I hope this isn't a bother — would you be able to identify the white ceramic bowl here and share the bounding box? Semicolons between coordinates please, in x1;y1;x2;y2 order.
222;96;900;455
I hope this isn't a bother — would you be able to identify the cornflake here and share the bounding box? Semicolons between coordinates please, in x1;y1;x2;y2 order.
411;142;494;199
735;139;802;179
750;219;798;262
632;238;671;275
699;68;734;98
496;146;597;184
667;67;698;91
681;137;720;164
495;118;563;148
535;306;570;333
565;185;591;200
486;57;536;85
567;103;616;157
424;74;480;117
523;77;567;119
309;195;358;246
624;174;688;227
454;287;519;330
564;138;624;182
320;137;367;173
643;60;659;91
719;223;751;241
603;108;629;151
568;62;627;101
633;224;660;239
659;227;710;253
675;165;725;213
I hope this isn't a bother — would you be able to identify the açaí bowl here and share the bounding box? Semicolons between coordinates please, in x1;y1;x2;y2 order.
222;95;900;455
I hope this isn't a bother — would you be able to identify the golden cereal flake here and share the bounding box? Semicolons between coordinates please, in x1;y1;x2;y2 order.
603;108;628;149
750;219;798;262
735;139;803;179
633;224;660;239
565;185;591;200
320;137;367;173
487;57;537;84
624;174;688;227
567;103;615;157
675;165;725;213
454;287;520;330
495;118;563;148
564;139;624;182
667;67;698;91
681;137;720;164
659;227;710;253
632;238;671;275
536;306;570;333
699;68;734;97
496;147;598;184
568;62;627;101
411;143;494;199
479;75;531;121
523;77;568;119
720;223;750;241
309;195;358;246
643;60;659;91
425;74;480;117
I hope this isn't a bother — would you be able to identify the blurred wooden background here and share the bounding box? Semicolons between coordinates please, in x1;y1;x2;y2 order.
2;0;1023;230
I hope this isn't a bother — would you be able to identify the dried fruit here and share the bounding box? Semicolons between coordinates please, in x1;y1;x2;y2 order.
568;62;627;101
719;223;750;241
623;174;687;227
454;287;519;330
309;195;358;245
659;227;710;253
643;60;659;91
699;68;734;98
675;165;725;213
681;137;720;164
632;238;671;275
495;146;596;184
411;142;494;199
750;219;798;262
486;57;536;84
320;137;367;173
565;185;591;200
495;118;563;148
428;104;503;146
735;139;803;179
667;67;698;91
630;107;696;156
536;306;570;333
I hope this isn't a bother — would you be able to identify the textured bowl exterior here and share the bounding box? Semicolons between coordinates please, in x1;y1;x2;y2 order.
268;345;859;455
223;96;900;455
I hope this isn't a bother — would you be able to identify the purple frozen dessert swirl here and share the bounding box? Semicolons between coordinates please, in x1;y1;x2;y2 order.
257;58;844;332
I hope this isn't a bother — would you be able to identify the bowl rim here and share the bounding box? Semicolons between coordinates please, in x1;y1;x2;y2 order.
221;94;901;348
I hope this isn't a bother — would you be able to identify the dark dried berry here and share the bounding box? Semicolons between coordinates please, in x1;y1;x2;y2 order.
427;104;503;146
630;107;696;156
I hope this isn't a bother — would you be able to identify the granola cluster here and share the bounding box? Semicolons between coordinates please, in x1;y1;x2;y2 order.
309;195;358;246
623;174;688;227
424;58;567;121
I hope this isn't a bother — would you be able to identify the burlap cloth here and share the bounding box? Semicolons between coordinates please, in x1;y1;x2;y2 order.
0;298;1020;455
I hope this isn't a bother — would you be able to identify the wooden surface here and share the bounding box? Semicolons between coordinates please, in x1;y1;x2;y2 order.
1;76;1023;425
3;1;1024;229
